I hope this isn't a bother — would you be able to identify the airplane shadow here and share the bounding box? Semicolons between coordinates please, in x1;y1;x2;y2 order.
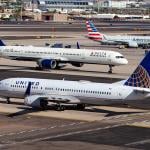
0;64;108;74
0;64;129;77
7;107;38;118
57;68;129;77
0;64;35;71
6;105;66;118
82;107;143;117
0;100;146;118
5;103;145;118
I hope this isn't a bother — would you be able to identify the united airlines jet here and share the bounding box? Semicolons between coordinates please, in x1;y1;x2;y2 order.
86;20;150;48
0;40;128;73
0;52;150;111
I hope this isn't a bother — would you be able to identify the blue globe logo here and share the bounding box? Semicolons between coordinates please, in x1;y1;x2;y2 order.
126;65;150;88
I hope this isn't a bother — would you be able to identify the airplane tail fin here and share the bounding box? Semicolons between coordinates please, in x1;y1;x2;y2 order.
124;52;150;88
86;20;104;41
0;40;5;46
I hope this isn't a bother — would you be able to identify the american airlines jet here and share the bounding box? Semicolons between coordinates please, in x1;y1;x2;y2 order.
0;52;150;111
0;40;128;73
86;20;150;48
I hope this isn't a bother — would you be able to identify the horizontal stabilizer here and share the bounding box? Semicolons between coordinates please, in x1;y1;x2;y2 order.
134;88;150;93
112;80;126;85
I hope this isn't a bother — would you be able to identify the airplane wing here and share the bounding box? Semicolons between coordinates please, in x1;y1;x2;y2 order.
25;94;81;106
52;57;69;62
39;56;69;62
102;35;138;47
44;94;81;103
109;39;138;47
112;40;131;45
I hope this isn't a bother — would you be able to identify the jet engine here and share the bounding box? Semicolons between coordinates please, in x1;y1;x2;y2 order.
128;41;138;48
24;96;48;109
71;62;84;67
38;59;57;69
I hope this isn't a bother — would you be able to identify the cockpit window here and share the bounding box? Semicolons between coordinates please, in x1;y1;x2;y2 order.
116;56;124;59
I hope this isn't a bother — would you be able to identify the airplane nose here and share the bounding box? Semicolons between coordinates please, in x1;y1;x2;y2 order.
123;58;128;65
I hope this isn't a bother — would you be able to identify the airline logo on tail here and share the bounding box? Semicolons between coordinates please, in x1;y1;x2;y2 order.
86;21;104;41
124;52;150;88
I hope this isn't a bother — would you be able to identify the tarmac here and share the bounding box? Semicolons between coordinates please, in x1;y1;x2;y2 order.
0;21;150;150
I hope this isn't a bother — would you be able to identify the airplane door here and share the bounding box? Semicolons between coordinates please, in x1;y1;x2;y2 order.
5;82;9;88
81;52;85;60
117;89;125;104
108;54;111;63
0;48;3;56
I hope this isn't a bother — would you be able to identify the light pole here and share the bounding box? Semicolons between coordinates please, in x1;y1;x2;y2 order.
98;0;100;13
20;0;22;21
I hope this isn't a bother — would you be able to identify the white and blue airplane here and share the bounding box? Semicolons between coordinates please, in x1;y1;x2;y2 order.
86;20;150;48
0;40;128;73
0;52;150;110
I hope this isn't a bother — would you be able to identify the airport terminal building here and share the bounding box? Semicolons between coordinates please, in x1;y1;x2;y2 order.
38;0;94;10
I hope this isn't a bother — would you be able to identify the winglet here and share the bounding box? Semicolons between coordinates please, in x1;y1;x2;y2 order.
124;51;150;88
24;82;32;96
0;40;5;46
77;42;80;49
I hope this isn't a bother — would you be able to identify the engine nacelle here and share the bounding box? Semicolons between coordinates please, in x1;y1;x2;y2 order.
24;95;48;109
71;62;84;67
128;41;138;48
38;59;57;69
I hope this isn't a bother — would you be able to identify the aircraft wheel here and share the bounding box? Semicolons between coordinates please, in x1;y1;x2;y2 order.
35;66;43;70
108;65;113;74
6;98;10;104
55;105;65;111
76;104;85;110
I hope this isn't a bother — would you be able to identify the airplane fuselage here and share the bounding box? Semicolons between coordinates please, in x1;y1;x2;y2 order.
0;78;149;106
0;46;128;66
106;35;150;45
86;20;150;48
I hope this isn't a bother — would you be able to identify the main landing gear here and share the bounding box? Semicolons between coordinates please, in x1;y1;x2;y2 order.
108;65;113;74
54;104;86;111
55;104;65;111
6;98;10;104
76;104;86;110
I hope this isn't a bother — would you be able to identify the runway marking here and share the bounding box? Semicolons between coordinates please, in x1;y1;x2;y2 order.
102;111;150;122
0;123;124;148
0;122;85;138
128;120;150;128
0;120;148;147
126;139;150;146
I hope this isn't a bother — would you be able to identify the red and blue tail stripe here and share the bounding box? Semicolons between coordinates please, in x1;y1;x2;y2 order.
86;21;104;41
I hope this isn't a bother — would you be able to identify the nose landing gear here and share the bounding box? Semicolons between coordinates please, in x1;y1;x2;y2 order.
108;65;113;74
